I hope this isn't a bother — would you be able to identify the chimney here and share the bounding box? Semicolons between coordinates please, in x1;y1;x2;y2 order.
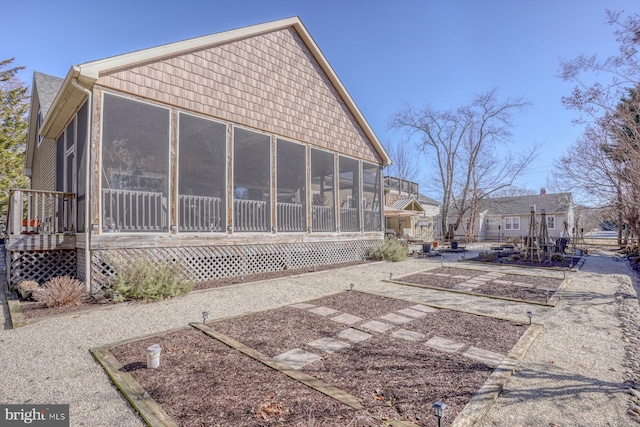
540;188;546;195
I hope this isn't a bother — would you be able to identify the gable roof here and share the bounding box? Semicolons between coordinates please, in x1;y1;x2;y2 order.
389;197;425;212
480;193;573;216
38;16;390;165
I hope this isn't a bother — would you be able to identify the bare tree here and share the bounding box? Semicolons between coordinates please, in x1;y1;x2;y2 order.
383;138;419;182
558;9;640;242
390;89;537;241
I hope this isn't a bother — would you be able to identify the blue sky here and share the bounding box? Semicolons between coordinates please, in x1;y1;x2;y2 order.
3;0;636;199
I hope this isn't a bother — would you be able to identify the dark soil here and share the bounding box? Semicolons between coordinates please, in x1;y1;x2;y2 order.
111;291;529;426
397;267;563;304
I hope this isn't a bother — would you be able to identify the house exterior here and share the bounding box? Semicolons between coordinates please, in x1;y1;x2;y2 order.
383;176;439;242
7;17;391;290
440;190;574;242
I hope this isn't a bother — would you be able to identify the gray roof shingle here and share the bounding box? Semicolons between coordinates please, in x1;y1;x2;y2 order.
480;193;572;215
33;72;64;116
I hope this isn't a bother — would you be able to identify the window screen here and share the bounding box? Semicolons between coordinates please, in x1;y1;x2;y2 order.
277;139;306;232
233;127;270;232
101;94;170;232
339;156;359;231
311;148;335;232
363;162;381;231
178;113;226;232
76;102;88;232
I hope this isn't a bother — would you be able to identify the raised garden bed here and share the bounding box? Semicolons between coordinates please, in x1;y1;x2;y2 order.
105;291;533;426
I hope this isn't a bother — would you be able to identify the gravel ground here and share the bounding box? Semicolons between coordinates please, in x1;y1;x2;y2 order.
0;246;637;426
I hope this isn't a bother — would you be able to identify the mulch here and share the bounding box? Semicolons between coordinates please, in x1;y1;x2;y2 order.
110;291;529;426
396;267;563;304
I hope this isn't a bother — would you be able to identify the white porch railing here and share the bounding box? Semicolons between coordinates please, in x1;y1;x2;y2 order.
363;209;381;231
277;202;305;232
179;194;222;232
312;205;334;232
340;207;359;232
6;189;75;236
103;188;166;232
234;199;268;232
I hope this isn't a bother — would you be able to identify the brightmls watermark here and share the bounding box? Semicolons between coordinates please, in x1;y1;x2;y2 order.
0;405;68;426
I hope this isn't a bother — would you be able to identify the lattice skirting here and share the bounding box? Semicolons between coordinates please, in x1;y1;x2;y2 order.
91;240;380;292
9;250;77;287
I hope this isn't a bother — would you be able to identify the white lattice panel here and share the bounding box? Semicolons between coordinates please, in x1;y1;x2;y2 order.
91;240;379;290
9;250;77;287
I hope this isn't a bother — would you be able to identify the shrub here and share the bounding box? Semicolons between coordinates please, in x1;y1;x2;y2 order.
368;236;408;262
107;259;194;302
32;276;85;307
478;251;499;262
510;254;521;261
17;280;39;292
550;253;564;262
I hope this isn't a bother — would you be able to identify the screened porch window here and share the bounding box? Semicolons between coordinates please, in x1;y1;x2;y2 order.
101;94;170;232
277;139;306;232
311;148;335;232
178;113;226;232
233;127;270;232
339;156;359;232
363;162;382;231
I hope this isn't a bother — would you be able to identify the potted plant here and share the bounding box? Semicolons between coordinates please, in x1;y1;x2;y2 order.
17;280;39;300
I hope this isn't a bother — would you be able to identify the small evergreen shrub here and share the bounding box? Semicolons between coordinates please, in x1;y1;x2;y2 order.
510;253;521;261
32;276;85;307
368;236;408;262
107;260;194;302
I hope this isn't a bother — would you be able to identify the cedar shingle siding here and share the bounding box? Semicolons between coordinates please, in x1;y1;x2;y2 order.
98;28;380;163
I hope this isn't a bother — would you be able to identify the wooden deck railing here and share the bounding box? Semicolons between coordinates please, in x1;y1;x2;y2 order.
6;189;75;236
277;202;305;232
179;194;222;232
339;207;359;232
312;205;335;232
103;188;167;232
234;199;268;232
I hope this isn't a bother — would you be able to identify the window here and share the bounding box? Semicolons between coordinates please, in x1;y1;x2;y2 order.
339;156;359;231
363;163;381;231
233;127;270;232
178;113;227;232
277;139;306;232
311;148;335;231
101;94;170;232
36;109;43;146
547;215;556;230
504;217;520;230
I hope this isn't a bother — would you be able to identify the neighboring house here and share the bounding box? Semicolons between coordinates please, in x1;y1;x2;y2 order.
6;17;391;289
383;176;439;241
440;189;574;242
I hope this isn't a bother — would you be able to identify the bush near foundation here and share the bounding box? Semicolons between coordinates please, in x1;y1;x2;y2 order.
107;260;194;302
32;276;85;307
368;236;408;262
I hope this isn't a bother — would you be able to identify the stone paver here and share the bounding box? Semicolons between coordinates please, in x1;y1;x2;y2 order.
409;304;440;313
361;320;394;333
396;308;428;318
379;313;413;324
337;328;373;343
492;280;513;285
452;275;472;279
290;303;316;309
462;346;505;367
424;336;466;353
391;329;425;342
453;284;479;291
308;306;339;316
330;313;363;325
274;348;322;369
307;337;351;354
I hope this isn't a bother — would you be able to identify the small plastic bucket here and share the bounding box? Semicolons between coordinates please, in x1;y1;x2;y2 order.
146;344;162;369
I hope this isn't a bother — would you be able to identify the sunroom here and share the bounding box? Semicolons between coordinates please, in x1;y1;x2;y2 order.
9;17;390;290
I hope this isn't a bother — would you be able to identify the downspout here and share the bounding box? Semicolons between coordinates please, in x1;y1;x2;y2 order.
70;78;92;293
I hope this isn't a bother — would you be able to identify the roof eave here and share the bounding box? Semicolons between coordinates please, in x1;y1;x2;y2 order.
40;66;95;139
